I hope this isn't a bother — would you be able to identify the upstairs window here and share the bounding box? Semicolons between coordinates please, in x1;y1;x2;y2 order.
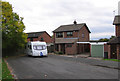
67;32;73;36
30;38;33;41
56;32;63;38
82;33;85;38
40;37;44;41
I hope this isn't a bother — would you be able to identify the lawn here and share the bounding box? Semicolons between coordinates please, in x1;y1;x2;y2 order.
0;59;1;80
104;59;120;62
2;59;14;81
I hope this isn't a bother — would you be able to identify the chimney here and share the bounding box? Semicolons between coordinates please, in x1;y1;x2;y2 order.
113;15;120;37
73;20;77;25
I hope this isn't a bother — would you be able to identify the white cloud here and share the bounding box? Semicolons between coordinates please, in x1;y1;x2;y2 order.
3;0;120;40
90;32;115;40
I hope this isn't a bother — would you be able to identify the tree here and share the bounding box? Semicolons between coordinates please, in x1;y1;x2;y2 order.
98;36;116;42
110;36;115;40
1;1;27;56
98;38;109;42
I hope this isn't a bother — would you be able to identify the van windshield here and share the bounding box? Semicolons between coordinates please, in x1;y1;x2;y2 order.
33;45;46;50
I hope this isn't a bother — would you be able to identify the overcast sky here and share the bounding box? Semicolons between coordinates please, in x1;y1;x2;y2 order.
3;0;120;40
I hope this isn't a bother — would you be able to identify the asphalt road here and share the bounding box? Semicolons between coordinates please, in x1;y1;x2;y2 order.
6;55;118;79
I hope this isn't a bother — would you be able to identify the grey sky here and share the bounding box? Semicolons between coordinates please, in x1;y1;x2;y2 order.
3;0;120;40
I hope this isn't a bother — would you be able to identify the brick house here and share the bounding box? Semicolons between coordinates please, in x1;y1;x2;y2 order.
53;21;91;54
27;31;52;46
108;15;120;59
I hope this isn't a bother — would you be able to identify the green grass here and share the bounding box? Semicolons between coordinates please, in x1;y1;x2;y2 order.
104;59;120;62
2;59;14;81
0;59;2;80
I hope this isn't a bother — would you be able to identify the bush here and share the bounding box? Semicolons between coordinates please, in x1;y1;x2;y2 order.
54;51;64;55
58;51;63;54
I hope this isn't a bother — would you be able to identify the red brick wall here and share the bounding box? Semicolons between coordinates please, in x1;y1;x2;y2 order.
117;45;120;59
116;25;120;37
38;32;52;43
27;38;38;42
27;32;52;43
65;43;77;54
78;26;90;42
108;45;111;59
104;44;108;52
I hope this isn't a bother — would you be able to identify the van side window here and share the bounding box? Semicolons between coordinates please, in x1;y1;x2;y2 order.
33;45;46;50
43;45;46;49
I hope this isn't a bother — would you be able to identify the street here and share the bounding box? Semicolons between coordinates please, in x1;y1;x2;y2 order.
6;54;118;79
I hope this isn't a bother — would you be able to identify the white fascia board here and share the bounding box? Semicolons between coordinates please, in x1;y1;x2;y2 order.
76;42;90;44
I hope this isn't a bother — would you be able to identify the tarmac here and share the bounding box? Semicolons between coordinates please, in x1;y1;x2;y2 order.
49;53;120;70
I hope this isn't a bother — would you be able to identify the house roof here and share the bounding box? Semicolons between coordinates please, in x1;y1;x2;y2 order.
53;23;91;33
107;36;120;44
26;31;50;38
113;15;120;25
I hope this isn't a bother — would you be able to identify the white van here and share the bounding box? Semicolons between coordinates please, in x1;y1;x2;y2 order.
25;41;48;56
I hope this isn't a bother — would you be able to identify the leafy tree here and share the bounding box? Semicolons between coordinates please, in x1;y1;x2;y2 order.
1;1;27;56
110;35;115;40
98;36;116;42
98;38;109;42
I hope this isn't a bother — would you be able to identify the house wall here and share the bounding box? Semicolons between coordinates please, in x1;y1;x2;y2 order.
116;25;120;37
64;31;78;38
104;44;108;52
33;38;38;41
27;32;52;43
27;38;38;41
108;45;111;59
117;45;120;59
54;26;89;42
65;43;77;54
53;25;90;55
38;32;52;43
78;26;89;42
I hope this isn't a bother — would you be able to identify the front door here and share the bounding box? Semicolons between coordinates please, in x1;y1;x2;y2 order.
111;45;117;59
61;44;65;54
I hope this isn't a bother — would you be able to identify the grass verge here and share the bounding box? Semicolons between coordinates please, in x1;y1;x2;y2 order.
2;59;14;81
104;59;120;62
0;59;1;80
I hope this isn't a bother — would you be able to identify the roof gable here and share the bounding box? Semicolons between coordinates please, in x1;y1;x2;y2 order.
53;23;91;33
113;15;120;25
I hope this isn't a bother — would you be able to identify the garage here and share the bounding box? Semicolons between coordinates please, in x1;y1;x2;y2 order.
90;42;107;58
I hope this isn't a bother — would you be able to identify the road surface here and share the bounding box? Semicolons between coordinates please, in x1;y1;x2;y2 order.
6;55;118;79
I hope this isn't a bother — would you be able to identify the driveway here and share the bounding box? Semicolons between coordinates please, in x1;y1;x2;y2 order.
6;54;118;79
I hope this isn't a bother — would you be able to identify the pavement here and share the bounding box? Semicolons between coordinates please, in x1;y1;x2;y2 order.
5;54;119;79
